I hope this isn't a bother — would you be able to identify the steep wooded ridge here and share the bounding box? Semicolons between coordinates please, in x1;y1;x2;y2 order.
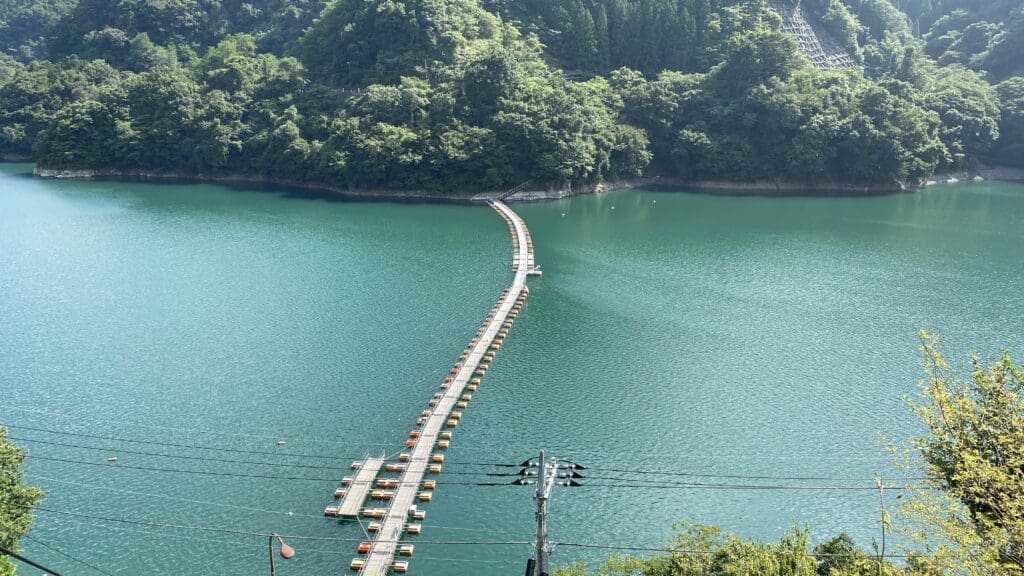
0;0;1021;193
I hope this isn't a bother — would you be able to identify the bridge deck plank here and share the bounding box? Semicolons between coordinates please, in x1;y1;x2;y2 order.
338;457;386;517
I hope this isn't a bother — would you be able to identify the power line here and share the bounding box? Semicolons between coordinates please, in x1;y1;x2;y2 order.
439;478;903;491
30;506;531;546
20;505;929;561
6;426;549;476
27;477;520;540
0;543;64;576
38;458;891;491
22;534;114;576
39;510;521;562
0;404;361;449
33;511;341;554
27;474;323;518
434;458;915;483
28;471;524;535
556;448;899;465
45;507;543;566
1;422;361;461
10;435;349;471
577;464;920;482
24;452;516;482
410;555;518;564
551;541;921;558
565;479;901;487
6;422;911;484
417;522;521;537
26;454;338;481
575;477;906;491
23;452;906;492
398;458;909;483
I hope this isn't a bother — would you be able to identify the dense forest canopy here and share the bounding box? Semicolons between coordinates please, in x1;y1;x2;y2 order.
0;0;1021;193
892;0;1024;76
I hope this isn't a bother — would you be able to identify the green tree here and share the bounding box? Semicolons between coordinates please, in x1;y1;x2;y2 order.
300;0;503;88
126;32;178;71
33;95;124;167
900;334;1024;574
0;0;76;60
709;27;804;96
593;3;611;71
1;426;43;576
992;78;1024;168
922;66;1000;167
564;0;598;71
604;0;629;68
982;7;1024;80
609;124;651;179
459;45;525;124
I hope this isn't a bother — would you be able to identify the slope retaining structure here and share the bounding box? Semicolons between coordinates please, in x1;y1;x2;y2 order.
768;0;857;70
326;200;538;575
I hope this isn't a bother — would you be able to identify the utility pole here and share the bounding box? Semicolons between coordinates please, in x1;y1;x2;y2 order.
535;450;554;576
516;451;585;576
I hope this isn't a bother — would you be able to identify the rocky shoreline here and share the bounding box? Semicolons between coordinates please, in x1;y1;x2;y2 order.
29;165;1024;204
492;176;907;201
32;167;475;203
923;165;1024;186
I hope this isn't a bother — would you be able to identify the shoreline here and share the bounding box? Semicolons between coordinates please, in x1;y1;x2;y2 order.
22;164;1024;204
922;165;1024;187
31;167;481;204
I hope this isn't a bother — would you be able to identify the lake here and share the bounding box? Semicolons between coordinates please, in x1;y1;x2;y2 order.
2;162;1022;575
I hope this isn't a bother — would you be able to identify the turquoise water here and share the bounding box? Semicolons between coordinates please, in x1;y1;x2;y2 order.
2;162;1023;575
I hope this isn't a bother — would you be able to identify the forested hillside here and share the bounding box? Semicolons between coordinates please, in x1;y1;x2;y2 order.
895;0;1024;79
889;0;1024;166
0;0;1021;193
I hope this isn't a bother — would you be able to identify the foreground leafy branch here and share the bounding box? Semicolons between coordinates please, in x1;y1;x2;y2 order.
899;333;1024;576
0;426;43;576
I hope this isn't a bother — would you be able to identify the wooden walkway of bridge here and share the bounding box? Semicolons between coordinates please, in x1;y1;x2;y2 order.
325;200;538;575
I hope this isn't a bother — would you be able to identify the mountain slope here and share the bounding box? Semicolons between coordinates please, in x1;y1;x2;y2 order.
1;0;1021;191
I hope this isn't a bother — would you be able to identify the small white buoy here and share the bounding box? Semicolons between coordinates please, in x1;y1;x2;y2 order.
611;206;615;210
106;456;118;463
652;200;656;204
288;511;294;516
561;213;566;217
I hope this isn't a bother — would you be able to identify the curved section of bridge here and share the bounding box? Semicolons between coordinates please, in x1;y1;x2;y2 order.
325;200;538;575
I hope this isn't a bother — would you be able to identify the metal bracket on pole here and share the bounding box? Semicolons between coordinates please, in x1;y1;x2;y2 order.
520;449;582;575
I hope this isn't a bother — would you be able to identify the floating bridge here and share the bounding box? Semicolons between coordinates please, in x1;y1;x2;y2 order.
324;200;538;575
